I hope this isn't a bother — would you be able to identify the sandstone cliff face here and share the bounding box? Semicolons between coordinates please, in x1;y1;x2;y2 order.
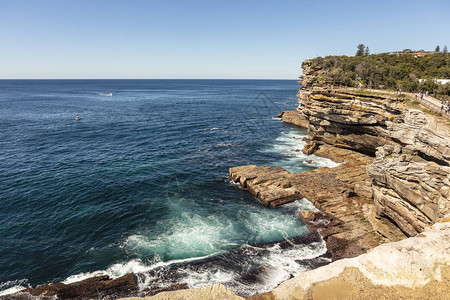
367;110;450;237
297;61;450;239
278;109;309;128
298;60;406;156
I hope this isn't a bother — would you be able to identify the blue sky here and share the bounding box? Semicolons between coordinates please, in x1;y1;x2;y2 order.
0;0;449;79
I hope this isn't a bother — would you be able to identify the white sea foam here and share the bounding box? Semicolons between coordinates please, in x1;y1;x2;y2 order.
22;196;328;297
63;259;152;284
9;194;328;297
124;211;236;262
0;279;30;296
262;129;340;172
181;269;236;289
285;198;321;213
0;285;27;296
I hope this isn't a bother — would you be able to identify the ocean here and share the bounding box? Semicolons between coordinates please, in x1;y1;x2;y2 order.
0;80;337;297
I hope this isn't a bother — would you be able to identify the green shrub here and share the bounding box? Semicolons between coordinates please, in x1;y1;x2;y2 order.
308;53;450;99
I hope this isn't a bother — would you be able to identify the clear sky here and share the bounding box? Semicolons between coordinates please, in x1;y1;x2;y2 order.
0;0;449;79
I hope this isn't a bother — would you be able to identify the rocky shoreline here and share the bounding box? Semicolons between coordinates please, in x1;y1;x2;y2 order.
228;60;450;298
229;146;384;260
4;60;450;299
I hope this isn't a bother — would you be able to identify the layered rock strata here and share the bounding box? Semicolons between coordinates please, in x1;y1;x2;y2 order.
298;60;406;156
231;58;450;259
367;109;450;237
277;109;309;128
294;60;450;239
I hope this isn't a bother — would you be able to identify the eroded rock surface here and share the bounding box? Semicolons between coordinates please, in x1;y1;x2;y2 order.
120;283;243;300
366;113;450;237
278;109;309;128
293;60;450;240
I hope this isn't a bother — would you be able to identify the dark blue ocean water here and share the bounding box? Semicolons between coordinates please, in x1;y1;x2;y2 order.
0;80;335;296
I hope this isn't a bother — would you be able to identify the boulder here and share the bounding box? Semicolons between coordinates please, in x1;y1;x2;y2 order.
298;210;316;222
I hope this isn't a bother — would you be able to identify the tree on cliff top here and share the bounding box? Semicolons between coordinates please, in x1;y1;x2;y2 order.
435;45;440;52
309;52;450;99
444;45;448;53
356;44;365;57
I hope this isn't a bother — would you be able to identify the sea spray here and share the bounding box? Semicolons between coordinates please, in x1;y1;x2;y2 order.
262;128;340;172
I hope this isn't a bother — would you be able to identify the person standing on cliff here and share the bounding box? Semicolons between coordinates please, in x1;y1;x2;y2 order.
420;91;424;100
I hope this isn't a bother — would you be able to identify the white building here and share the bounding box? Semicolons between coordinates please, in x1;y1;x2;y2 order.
418;79;450;85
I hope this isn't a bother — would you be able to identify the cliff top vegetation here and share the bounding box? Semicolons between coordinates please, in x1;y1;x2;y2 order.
306;51;450;99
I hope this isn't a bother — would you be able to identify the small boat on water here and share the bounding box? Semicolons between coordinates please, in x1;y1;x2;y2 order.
75;115;81;121
101;93;113;97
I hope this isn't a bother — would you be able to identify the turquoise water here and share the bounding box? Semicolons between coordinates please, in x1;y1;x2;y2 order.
0;80;334;296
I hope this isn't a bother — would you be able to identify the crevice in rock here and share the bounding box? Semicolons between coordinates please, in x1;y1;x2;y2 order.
417;151;449;166
377;211;413;238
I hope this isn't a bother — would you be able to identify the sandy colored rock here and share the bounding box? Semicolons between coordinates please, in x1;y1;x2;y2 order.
295;61;450;241
299;210;316;222
366;110;450;237
229;165;299;207
120;283;243;300
280;109;309;128
229;146;385;260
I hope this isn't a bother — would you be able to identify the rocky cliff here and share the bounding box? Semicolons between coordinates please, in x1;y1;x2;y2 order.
297;59;406;156
367;110;450;237
227;59;450;298
293;59;450;239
